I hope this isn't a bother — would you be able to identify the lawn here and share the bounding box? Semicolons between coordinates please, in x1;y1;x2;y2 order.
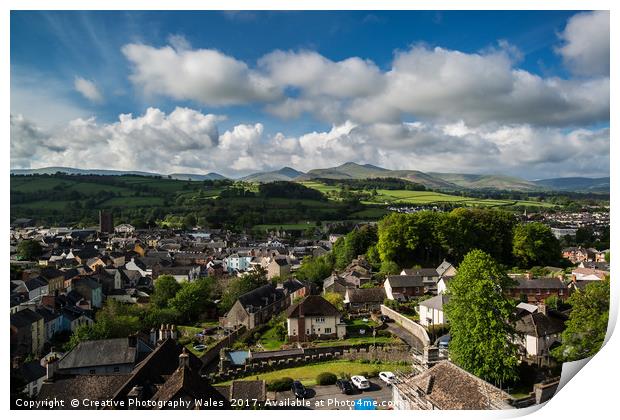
256;324;286;351
214;360;412;386
313;336;403;347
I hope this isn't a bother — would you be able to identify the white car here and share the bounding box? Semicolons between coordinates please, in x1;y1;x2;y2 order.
379;371;396;386
351;375;371;390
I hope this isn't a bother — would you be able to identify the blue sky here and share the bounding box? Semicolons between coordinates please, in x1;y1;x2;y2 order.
10;10;610;179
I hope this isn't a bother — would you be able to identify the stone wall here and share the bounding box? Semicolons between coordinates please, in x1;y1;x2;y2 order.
380;304;430;346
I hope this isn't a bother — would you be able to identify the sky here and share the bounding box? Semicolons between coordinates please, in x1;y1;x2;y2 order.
10;10;610;179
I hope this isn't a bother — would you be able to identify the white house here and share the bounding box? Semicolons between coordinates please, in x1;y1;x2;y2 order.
286;295;346;341
418;294;449;327
515;312;565;358
114;223;135;234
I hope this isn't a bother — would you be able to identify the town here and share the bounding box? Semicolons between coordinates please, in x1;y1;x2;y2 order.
10;203;610;410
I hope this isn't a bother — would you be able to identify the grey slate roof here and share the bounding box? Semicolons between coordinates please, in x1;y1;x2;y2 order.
346;287;386;303
286;295;342;318
58;338;139;370
512;277;568;290
418;294;450;311
386;275;424;288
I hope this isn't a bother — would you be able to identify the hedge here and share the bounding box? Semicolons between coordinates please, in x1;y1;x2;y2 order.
316;372;338;385
267;377;294;392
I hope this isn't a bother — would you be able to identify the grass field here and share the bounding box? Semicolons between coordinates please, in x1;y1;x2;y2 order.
301;181;557;208
214;360;412;386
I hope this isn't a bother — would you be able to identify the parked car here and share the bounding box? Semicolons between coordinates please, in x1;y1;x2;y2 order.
192;344;206;351
336;379;354;394
351;375;370;390
291;381;307;398
379;315;392;323
379;371;396;386
436;333;451;349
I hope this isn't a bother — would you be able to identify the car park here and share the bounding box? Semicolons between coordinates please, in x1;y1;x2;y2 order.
351;375;370;390
378;371;396;386
291;380;307;398
336;379;354;394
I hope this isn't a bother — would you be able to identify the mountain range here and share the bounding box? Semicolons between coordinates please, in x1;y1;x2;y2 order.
10;163;609;192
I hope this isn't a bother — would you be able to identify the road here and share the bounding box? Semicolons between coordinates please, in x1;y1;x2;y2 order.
385;322;424;351
274;381;393;410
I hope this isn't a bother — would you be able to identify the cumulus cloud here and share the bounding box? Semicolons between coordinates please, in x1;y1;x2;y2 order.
11;108;609;179
120;38;608;127
74;76;104;103
556;11;610;77
122;43;281;106
347;45;609;126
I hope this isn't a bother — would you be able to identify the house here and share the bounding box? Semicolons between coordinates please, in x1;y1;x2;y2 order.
153;265;201;283
279;279;308;304
40;267;66;295
56;337;153;375
515;308;566;359
286;295;346;342
115;223;136;234
10;308;45;357
571;267;608;282
435;260;457;278
401;268;440;293
214;380;266;407
323;273;349;296
60;307;94;333
267;256;291;279
14;360;46;398
343;288;386;313
71;277;103;308
392;361;513;410
384;275;425;301
506;274;569;303
418;295;450;327
224;253;254;273
223;284;288;329
24;276;49;300
35;306;62;342
436;276;454;295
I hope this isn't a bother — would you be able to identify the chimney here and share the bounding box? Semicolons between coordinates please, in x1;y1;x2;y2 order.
46;356;59;381
178;348;190;370
150;328;157;346
170;325;177;340
538;303;548;316
127;385;144;407
557;273;564;281
525;272;533;280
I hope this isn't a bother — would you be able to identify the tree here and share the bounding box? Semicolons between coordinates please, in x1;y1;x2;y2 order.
512;222;561;267
323;292;344;312
152;275;182;308
444;249;519;385
295;255;333;286
169;277;216;322
552;279;610;362
16;240;42;261
379;260;400;275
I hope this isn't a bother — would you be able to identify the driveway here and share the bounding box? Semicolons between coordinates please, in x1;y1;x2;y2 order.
274;381;393;410
385;323;424;351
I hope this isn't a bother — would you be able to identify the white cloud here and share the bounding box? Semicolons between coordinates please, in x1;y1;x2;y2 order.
122;43;281;106
347;45;609;126
11;108;610;179
556;11;610;77
74;76;104;103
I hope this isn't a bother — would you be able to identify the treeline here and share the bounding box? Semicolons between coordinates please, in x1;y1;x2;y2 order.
318;177;427;191
296;208;564;286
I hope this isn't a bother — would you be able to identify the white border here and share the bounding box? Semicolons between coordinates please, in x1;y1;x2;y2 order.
3;2;617;420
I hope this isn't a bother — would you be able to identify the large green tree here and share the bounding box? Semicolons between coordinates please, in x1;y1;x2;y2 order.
295;255;334;286
169;277;217;322
16;240;42;261
552;278;610;362
152;275;182;308
512;222;561;267
445;249;519;385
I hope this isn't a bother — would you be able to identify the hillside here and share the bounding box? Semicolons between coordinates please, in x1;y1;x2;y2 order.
429;173;539;191
10;166;159;177
242;167;304;182
533;177;610;192
168;173;227;181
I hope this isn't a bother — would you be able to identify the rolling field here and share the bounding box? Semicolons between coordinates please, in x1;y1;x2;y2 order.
302;181;557;208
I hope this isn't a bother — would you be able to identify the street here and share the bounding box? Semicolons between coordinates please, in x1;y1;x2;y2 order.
274;381;393;410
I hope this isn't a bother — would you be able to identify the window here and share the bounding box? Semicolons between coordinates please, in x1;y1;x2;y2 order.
306;329;310;334
559;289;564;296
315;317;325;323
537;289;541;295
324;328;332;334
89;369;96;374
114;367;120;373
